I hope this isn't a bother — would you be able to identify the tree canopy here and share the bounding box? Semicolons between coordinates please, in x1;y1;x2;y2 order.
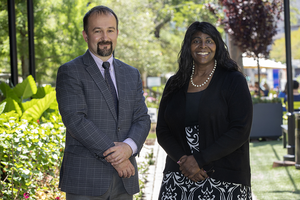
208;0;283;59
0;0;220;86
270;28;300;63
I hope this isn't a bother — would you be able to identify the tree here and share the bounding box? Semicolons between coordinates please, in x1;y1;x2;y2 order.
1;0;170;86
148;0;219;38
0;0;220;86
270;28;300;63
208;0;283;95
221;0;282;58
0;0;88;85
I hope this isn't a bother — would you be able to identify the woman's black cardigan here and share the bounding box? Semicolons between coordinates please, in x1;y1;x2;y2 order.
156;66;253;186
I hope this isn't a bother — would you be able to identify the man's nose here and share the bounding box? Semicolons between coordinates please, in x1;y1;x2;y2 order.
101;32;108;40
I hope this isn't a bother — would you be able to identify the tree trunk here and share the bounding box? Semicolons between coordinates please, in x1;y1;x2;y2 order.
227;34;244;72
21;55;29;81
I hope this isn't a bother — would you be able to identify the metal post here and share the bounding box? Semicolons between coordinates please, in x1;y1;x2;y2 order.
283;0;295;161
27;0;35;80
295;112;300;169
8;0;18;86
257;59;261;98
285;112;295;161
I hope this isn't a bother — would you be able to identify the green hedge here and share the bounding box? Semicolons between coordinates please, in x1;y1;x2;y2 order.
0;110;65;199
0;76;65;199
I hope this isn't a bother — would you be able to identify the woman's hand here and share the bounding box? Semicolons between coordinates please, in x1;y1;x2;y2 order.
178;155;200;178
189;169;208;182
178;155;208;181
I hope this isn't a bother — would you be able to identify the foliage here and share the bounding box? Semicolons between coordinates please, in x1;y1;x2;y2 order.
208;0;283;59
0;108;65;200
0;74;65;199
144;85;165;109
0;0;90;85
148;0;220;37
252;96;281;104
0;0;221;85
0;75;57;122
270;28;300;63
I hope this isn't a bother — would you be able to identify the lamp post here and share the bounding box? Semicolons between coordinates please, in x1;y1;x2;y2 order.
295;112;300;169
283;0;295;162
27;0;35;80
8;0;18;86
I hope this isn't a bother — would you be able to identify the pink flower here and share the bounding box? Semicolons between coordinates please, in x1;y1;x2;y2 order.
55;197;60;200
146;96;156;102
23;193;30;199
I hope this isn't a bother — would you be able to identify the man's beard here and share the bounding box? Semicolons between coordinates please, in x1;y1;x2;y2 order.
97;41;113;57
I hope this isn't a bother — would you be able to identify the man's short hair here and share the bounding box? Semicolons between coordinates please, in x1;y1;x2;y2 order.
83;6;119;34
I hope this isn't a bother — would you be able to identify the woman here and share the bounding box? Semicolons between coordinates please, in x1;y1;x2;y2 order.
156;21;253;200
263;83;270;97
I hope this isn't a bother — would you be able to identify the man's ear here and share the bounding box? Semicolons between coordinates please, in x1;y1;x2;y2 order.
82;30;88;42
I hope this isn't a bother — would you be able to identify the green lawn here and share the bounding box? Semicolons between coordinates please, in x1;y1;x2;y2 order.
147;132;157;139
250;140;300;200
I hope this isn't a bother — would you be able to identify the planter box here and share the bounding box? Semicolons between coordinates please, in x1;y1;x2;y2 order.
250;103;283;139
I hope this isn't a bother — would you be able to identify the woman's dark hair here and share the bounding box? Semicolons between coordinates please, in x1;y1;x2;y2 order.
83;6;119;34
164;21;239;97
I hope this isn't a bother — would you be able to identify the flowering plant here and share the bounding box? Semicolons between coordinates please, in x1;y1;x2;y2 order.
0;78;66;199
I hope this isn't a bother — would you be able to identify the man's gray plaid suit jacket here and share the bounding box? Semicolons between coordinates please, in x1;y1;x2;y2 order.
56;50;151;196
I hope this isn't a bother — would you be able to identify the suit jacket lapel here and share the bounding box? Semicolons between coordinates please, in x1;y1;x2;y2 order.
83;51;118;121
114;59;125;121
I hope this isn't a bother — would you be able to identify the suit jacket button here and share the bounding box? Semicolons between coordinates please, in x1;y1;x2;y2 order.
118;127;120;131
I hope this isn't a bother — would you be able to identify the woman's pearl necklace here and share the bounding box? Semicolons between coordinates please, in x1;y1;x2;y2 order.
190;60;217;88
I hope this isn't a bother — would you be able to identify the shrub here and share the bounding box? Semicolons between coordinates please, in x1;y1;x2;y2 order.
251;97;282;104
0;110;65;199
0;75;65;199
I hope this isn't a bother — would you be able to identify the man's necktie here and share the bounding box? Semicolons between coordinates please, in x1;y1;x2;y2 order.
102;62;118;115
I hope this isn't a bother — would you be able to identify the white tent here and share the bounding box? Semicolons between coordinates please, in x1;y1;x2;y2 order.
243;57;286;69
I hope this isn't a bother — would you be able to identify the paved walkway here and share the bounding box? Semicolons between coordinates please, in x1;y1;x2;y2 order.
138;139;166;200
137;139;258;200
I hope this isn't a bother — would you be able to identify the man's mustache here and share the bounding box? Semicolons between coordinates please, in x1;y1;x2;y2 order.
98;41;112;46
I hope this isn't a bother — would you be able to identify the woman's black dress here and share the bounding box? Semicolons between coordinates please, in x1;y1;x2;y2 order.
158;91;252;200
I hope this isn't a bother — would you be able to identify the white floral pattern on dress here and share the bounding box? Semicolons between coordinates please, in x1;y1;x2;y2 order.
185;126;199;153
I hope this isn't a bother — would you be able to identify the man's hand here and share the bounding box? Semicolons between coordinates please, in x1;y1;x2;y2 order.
113;159;135;178
103;142;132;165
178;155;201;179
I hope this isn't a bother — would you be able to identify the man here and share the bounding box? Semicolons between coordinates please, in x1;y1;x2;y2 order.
56;5;151;199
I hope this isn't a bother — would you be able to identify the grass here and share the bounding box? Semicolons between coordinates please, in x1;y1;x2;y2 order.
147;132;157;139
250;139;300;200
